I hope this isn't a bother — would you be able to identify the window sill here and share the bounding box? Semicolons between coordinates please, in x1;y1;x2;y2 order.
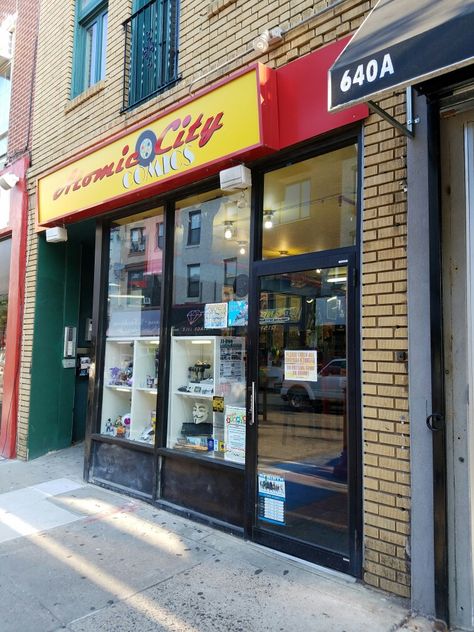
158;446;244;471
122;77;181;113
65;80;106;114
91;433;155;453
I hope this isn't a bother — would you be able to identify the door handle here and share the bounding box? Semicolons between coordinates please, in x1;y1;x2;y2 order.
426;413;444;432
249;381;256;425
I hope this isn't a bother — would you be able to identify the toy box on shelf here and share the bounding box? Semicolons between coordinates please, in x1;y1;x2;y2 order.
100;337;159;443
167;335;246;461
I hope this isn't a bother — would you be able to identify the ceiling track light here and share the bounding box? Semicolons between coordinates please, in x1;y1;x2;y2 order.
263;210;274;230
224;220;234;240
238;241;247;255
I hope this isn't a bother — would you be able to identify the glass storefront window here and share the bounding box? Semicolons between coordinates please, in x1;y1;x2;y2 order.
167;189;250;462
262;145;358;258
0;237;11;423
100;208;163;443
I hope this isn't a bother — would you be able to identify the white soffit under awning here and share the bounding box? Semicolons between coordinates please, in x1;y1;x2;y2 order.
329;0;474;112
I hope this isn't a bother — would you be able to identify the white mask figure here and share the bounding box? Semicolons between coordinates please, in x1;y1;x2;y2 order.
192;402;209;424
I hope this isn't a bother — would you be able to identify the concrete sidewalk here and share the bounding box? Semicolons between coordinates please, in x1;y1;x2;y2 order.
0;444;440;632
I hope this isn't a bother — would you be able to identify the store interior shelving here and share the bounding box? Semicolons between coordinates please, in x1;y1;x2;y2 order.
101;337;159;443
167;335;246;461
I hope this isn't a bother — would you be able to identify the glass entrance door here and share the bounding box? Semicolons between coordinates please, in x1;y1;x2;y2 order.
251;258;359;573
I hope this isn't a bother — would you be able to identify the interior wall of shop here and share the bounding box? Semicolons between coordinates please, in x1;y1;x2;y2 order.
27;221;94;459
406;93;435;617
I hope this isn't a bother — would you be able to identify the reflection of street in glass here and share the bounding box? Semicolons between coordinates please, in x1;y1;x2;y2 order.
257;389;346;472
257;403;348;551
280;358;346;413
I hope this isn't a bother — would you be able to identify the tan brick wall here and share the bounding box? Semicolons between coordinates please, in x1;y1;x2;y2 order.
21;0;411;599
16;188;37;460
362;93;410;598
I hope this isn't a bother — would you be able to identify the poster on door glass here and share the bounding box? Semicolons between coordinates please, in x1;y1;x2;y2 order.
258;473;285;525
284;350;318;381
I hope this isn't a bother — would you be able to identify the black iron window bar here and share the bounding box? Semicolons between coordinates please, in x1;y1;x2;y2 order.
122;0;180;111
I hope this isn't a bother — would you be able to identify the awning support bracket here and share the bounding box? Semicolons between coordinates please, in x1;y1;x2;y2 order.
368;87;419;139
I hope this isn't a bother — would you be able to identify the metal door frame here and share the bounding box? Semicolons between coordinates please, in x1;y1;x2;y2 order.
245;247;362;576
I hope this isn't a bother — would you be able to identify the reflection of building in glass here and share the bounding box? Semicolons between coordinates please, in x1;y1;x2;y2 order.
108;215;163;336
187;264;200;298
187;210;201;245
174;194;250;306
129;226;146;253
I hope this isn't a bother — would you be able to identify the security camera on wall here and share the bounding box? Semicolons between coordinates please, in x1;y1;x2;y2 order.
0;172;19;190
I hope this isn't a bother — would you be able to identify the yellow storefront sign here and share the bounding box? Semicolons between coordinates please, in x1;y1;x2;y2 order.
38;67;272;226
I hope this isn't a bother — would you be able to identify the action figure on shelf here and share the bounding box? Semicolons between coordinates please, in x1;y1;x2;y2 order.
109;361;133;386
109;366;120;385
140;425;154;442
123;413;131;439
124;362;133;387
114;415;126;438
188;362;211;382
139;411;156;443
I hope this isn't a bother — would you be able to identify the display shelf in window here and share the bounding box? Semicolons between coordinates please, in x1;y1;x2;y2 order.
100;337;159;444
167;335;246;462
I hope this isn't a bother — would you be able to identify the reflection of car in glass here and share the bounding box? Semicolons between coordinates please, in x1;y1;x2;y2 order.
280;358;346;411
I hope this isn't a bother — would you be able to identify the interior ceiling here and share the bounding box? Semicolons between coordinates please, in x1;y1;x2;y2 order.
262;146;357;258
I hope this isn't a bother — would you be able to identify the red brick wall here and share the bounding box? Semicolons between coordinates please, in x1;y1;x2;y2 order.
0;0;40;165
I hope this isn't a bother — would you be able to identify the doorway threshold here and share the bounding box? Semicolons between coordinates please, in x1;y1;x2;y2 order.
245;540;356;583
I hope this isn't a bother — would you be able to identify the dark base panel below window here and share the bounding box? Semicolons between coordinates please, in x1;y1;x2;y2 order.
161;455;244;528
90;440;154;497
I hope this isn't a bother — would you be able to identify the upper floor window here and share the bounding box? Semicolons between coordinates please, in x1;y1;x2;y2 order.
187;264;200;298
123;0;179;110
156;222;164;249
72;0;108;98
130;226;146;253
223;257;237;288
187;210;201;246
